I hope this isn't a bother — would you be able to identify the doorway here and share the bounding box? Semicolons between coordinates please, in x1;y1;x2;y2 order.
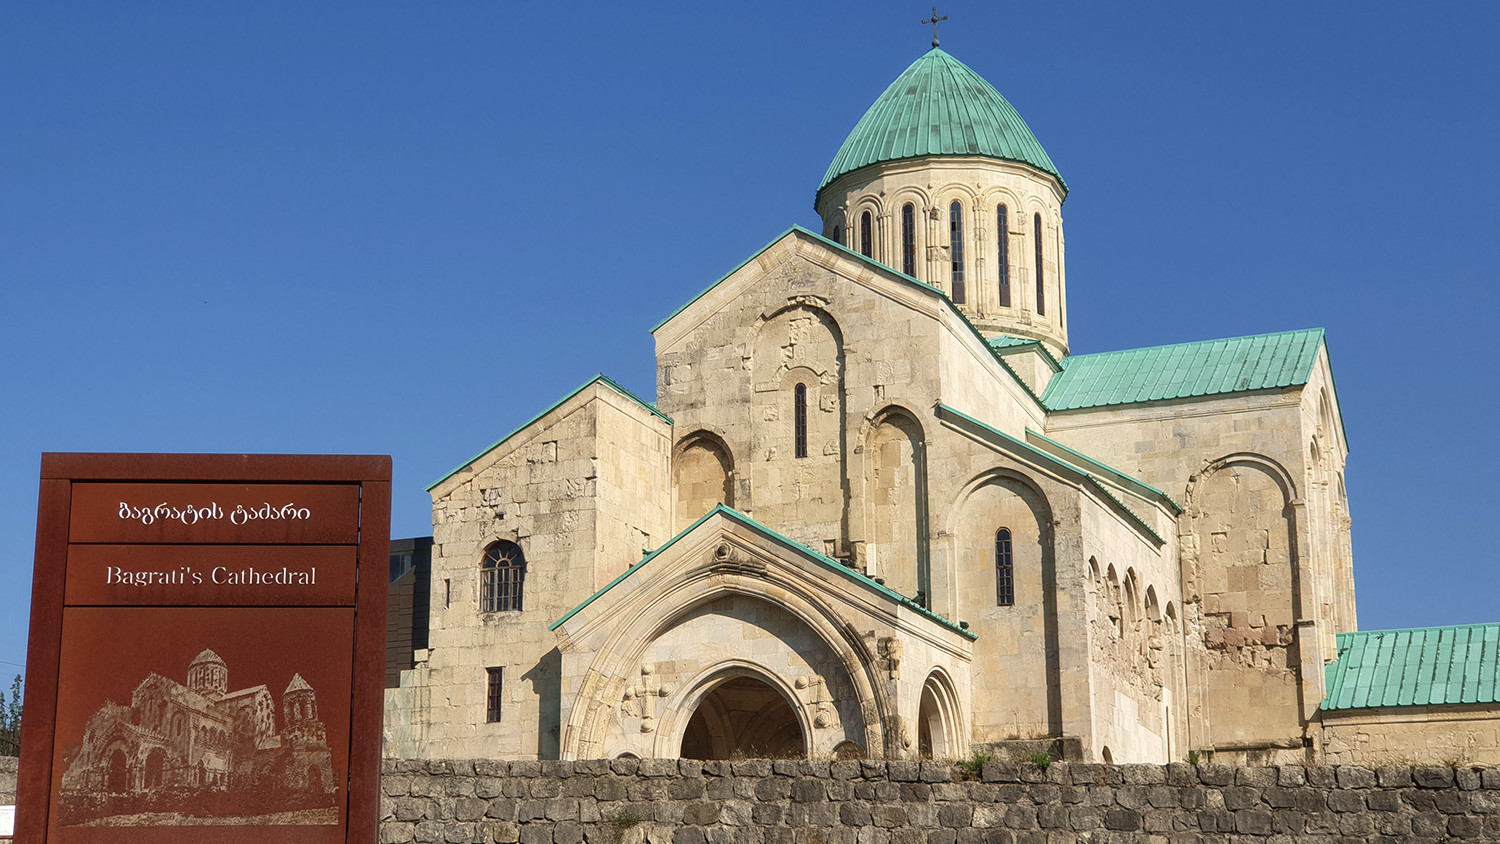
680;675;805;759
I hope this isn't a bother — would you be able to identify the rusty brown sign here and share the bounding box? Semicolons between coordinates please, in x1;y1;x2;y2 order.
17;454;390;844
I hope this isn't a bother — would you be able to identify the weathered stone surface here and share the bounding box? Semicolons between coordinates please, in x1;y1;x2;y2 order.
376;763;1500;844
1415;765;1457;788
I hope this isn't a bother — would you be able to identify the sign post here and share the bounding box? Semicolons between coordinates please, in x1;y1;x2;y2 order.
16;454;389;843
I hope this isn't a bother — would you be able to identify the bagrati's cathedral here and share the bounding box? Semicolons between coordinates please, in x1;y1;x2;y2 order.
384;41;1500;767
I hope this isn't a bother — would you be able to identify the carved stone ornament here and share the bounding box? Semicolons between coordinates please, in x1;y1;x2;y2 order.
794;675;838;730
622;664;673;733
877;636;903;679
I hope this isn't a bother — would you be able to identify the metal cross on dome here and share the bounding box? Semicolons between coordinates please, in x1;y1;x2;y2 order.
923;6;949;48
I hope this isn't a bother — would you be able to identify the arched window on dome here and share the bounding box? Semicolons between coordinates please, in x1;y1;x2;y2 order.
1034;213;1045;316
860;211;873;258
949;201;966;304
831;224;842;247
996;205;1011;307
995;528;1014;606
481;540;526;613
901;204;916;276
793;383;808;458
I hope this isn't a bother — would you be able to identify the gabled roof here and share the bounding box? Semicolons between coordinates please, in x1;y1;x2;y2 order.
1322;623;1500;711
817;48;1065;207
550;504;975;640
935;404;1167;546
654;226;1049;413
1042;328;1326;411
1024;429;1182;514
987;335;1062;372
427;374;671;492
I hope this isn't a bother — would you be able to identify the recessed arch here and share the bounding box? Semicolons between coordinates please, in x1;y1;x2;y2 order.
1105;564;1122;636
107;747;128;793
1181;452;1304;750
916;667;966;760
669;661;810;760
859;405;930;605
943;468;1061;739
1123;569;1141;633
559;567;891;760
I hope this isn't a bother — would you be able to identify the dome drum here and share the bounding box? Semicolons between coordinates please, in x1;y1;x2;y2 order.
817;49;1069;357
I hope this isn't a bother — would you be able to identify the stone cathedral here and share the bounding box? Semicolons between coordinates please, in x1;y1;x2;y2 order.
384;46;1500;767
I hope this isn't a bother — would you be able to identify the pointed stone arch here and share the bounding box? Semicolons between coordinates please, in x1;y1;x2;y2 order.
558;564;890;760
665;661;812;760
916;667;967;760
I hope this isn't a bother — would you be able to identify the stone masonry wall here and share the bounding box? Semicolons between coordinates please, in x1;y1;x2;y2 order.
379;758;1500;844
1;755;15;842
0;755;14;804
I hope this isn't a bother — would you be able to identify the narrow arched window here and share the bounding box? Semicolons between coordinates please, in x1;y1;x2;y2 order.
1034;213;1045;316
995;528;1014;606
860;211;873;258
831;224;842;246
996;205;1011;307
949;201;965;304
901;204;916;276
481;540;526;612
793;383;808;458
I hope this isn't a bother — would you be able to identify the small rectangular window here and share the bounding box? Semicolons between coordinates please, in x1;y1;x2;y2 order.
949;202;965;304
793;383;808;458
997;205;1011;307
1034;213;1046;317
995;528;1015;606
486;668;503;723
901;204;916;276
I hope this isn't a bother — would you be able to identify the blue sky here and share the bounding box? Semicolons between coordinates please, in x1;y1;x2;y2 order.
3;2;1497;678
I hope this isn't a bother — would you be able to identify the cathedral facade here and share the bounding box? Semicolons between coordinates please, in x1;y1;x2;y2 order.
384;47;1499;766
59;649;337;825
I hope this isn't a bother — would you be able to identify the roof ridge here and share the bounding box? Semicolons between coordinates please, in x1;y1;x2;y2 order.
1339;621;1500;639
426;373;670;492
1067;327;1325;361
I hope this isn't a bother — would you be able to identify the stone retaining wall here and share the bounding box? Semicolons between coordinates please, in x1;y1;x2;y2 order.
379;758;1500;844
0;756;16;805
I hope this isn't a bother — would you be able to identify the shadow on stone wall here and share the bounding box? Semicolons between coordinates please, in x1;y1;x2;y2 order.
522;648;562;760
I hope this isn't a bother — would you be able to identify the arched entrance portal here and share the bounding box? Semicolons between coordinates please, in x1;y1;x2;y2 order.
107;749;128;793
680;676;805;759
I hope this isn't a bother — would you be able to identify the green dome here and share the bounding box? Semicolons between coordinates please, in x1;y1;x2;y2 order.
816;49;1066;206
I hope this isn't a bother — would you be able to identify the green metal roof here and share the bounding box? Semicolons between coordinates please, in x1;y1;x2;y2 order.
1322;623;1500;711
550;504;976;640
987;334;1062;373
1041;329;1326;412
426;374;671;492
816;48;1066;207
987;334;1040;350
